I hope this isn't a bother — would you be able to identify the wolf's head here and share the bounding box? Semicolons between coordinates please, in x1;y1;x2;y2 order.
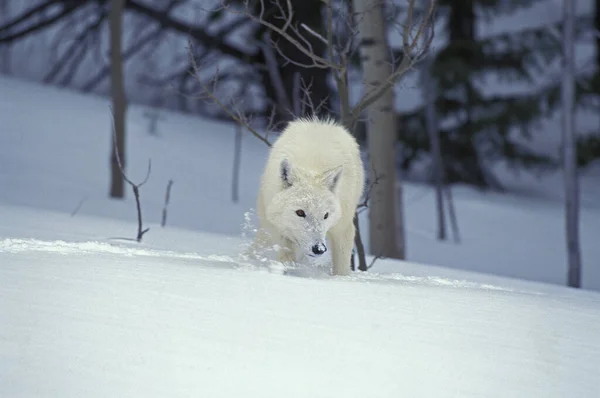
266;159;343;260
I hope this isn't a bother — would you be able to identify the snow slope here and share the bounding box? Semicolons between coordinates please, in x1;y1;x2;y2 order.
1;203;600;398
1;76;599;290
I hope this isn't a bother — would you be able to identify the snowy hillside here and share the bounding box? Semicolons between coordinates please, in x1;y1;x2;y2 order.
2;1;600;395
1;74;599;396
2;203;600;397
0;76;599;290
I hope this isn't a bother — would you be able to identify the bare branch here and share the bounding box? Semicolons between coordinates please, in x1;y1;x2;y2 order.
187;39;272;147
58;37;91;86
161;179;174;227
0;3;81;44
265;103;281;136
82;0;182;92
138;159;152;188
126;0;251;61
298;77;330;116
300;23;328;46
44;8;106;84
357;164;382;214
0;0;62;36
109;106;152;242
222;0;339;69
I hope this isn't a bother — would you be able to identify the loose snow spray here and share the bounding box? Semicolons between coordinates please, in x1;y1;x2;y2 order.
238;209;330;277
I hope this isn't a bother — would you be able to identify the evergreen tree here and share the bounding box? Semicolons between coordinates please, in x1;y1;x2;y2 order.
575;0;600;167
397;0;593;188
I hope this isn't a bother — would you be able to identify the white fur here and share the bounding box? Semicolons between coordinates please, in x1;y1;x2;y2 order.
251;116;365;276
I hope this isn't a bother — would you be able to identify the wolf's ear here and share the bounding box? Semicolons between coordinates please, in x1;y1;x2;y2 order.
322;165;343;192
280;159;293;188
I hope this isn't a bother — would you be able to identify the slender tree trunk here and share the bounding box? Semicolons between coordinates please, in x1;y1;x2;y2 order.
0;0;10;74
353;0;403;259
421;28;446;241
334;61;369;273
562;0;582;288
596;0;600;68
110;0;126;198
444;186;460;243
232;123;242;203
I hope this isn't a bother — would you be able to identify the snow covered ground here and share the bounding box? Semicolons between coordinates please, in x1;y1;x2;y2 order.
2;1;600;394
1;60;600;396
2;204;600;397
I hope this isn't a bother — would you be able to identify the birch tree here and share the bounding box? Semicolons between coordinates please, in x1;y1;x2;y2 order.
352;0;404;259
110;0;126;198
562;0;581;288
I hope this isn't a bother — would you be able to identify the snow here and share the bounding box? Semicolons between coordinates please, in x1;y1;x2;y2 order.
0;78;599;397
2;1;600;392
2;204;600;397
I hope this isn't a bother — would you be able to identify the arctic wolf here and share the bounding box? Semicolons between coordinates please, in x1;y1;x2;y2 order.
253;116;364;276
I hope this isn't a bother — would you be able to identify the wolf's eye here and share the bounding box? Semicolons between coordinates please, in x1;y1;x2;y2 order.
296;209;306;217
324;212;329;220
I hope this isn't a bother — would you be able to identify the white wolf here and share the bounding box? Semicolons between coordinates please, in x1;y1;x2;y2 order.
252;116;364;276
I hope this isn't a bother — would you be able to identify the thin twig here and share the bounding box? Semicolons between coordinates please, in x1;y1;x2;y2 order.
70;196;88;217
161;179;174;227
357;164;382;214
109;106;152;242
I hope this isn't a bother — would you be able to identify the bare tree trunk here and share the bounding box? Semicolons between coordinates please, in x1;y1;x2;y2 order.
421;27;446;241
562;0;582;288
444;186;460;243
0;0;10;74
110;0;126;198
232;123;242;203
353;0;403;259
596;0;600;69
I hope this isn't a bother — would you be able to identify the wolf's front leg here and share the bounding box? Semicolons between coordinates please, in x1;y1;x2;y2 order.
329;221;355;276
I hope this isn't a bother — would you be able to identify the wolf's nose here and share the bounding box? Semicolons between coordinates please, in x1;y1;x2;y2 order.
312;244;327;255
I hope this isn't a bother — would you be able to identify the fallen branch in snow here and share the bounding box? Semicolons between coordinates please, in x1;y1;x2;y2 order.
110;106;152;242
161;179;174;227
70;195;88;217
